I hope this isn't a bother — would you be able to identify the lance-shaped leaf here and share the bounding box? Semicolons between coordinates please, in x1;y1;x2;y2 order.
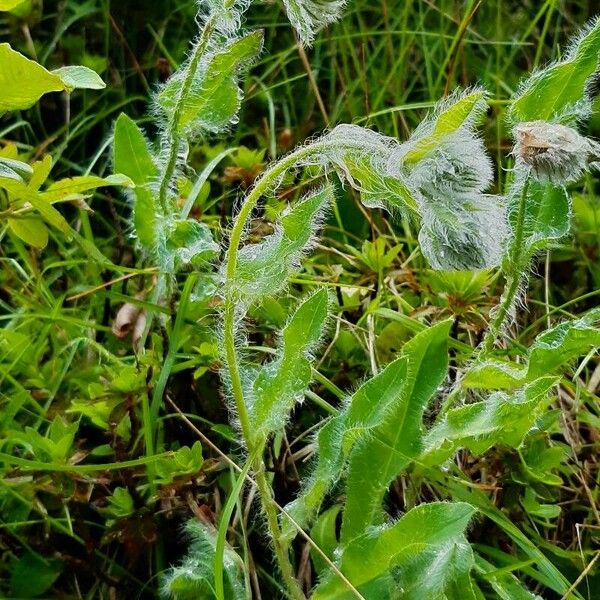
40;174;134;202
282;355;410;540
7;218;48;249
232;186;331;302
283;0;346;46
509;17;600;124
463;308;600;389
403;89;486;165
313;502;477;600
158;31;262;135
0;43;105;113
341;320;452;543
249;289;328;440
113;113;158;250
421;377;557;466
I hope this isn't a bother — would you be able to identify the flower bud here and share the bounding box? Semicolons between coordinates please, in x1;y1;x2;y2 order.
514;120;600;183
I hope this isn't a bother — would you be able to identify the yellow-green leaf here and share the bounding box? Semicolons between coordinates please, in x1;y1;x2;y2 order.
8;218;48;248
41;174;134;202
52;66;105;92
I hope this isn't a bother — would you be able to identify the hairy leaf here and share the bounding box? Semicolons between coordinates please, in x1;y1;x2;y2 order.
232;186;332;302
341;320;452;542
509;17;600;123
283;0;346;45
161;520;245;600
282;356;409;540
464;308;600;389
313;502;477;600
113;113;158;249
421;377;557;465
249;289;328;439
166;220;219;267
158;31;262;135
403;89;486;164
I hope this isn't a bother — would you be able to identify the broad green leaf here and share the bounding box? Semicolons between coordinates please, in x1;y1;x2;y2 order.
41;173;133;202
162;520;245;600
52;65;105;91
158;31;262;134
10;552;63;598
0;44;105;113
463;308;600;389
0;43;64;112
341;320;452;542
7;217;48;248
233;186;332;302
0;0;28;9
509;18;600;123
283;0;346;45
249;289;328;440
282;356;409;540
166;219;219;267
421;377;557;466
313;502;476;600
310;504;342;575
404;90;486;164
113;113;158;249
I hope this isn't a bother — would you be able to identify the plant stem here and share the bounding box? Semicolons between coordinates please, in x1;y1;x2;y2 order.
482;172;530;353
222;139;369;598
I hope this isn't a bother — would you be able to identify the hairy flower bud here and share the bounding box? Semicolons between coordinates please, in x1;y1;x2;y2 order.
514;120;600;183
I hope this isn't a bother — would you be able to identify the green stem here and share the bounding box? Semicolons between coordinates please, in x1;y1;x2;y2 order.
222;139;369;598
157;17;216;216
482;173;530;353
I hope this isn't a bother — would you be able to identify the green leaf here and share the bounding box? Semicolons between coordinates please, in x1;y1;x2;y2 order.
310;504;342;575
282;355;409;540
52;65;106;91
249;289;328;439
41;173;134;202
463;308;600;389
404;90;486;164
7;217;48;248
509;18;600;123
113;113;158;249
166;219;219;267
341;320;452;542
10;552;63;598
0;43;105;113
0;43;64;112
474;554;542;600
162;520;245;600
421;377;557;466
158;31;262;135
313;502;476;600
0;0;28;9
232;185;332;302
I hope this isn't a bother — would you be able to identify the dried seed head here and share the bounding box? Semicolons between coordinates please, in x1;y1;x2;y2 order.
514;120;600;183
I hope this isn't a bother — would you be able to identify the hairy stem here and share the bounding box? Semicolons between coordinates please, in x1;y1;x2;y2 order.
222;139;368;598
157;16;215;216
482;172;530;353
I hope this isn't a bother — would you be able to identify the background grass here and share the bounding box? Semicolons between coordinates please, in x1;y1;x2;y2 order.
1;1;600;598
